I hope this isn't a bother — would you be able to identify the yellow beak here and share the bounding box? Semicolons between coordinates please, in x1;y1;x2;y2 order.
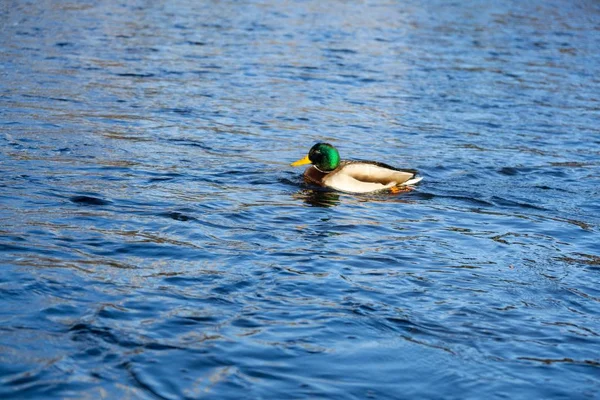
290;155;311;167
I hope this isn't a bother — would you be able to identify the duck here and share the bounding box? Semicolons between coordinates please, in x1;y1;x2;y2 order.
290;143;422;194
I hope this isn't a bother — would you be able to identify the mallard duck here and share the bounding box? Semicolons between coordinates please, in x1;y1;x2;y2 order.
290;143;422;194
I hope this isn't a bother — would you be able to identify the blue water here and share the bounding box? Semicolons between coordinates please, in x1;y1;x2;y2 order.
1;0;600;398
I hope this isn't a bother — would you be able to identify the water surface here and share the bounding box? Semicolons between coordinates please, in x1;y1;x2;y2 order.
1;0;600;398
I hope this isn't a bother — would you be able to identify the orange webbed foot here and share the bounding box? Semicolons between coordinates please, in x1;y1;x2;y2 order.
390;186;414;194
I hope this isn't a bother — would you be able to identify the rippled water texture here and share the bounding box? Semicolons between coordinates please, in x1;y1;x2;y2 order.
1;0;600;398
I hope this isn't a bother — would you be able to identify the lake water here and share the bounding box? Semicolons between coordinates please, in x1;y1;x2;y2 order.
1;0;599;398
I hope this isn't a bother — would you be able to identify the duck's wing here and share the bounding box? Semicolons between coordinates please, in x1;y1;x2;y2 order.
323;161;419;193
355;161;423;186
342;161;417;184
354;160;419;177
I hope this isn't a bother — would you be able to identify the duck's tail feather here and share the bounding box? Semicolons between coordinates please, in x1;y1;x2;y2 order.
401;177;423;186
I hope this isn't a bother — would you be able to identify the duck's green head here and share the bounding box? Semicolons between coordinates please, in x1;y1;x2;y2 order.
291;143;340;172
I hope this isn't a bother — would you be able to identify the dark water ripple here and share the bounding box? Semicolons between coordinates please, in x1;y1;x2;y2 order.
1;0;600;399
